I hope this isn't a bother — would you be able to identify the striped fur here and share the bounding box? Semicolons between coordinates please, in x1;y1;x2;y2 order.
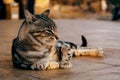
11;9;88;70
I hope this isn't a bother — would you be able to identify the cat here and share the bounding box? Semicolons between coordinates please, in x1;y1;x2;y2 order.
11;9;103;70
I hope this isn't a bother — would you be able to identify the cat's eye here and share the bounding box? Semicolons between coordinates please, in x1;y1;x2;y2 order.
46;30;53;34
30;31;42;37
30;29;54;37
33;32;41;36
46;30;52;34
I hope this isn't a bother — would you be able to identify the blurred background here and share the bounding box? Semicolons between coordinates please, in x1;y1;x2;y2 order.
0;0;120;20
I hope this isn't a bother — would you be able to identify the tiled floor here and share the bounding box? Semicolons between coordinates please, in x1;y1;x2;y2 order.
0;19;120;80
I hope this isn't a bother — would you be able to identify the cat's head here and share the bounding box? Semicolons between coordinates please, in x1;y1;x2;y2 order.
18;9;58;45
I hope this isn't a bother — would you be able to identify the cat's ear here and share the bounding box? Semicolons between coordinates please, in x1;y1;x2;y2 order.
24;9;36;23
42;9;50;17
18;22;29;41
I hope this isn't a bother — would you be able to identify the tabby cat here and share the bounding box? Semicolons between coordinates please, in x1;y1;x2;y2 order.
12;9;103;70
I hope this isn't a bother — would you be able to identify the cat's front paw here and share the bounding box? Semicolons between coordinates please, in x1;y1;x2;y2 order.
31;63;48;70
60;62;72;69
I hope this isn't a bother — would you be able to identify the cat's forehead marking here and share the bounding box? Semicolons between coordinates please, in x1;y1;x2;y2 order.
35;15;56;26
30;15;56;32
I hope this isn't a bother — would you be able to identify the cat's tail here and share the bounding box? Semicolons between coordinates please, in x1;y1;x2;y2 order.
72;36;104;57
81;35;87;47
71;47;104;57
